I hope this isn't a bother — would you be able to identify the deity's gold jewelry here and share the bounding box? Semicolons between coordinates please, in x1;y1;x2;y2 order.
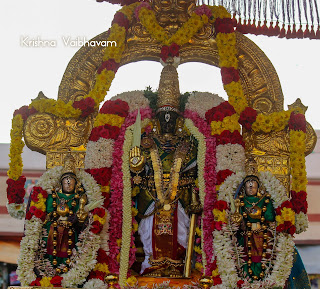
175;117;185;137
51;190;82;273
150;138;190;210
240;192;272;280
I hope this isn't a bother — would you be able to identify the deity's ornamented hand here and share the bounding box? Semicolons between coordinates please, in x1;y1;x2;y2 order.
77;194;88;223
129;146;145;172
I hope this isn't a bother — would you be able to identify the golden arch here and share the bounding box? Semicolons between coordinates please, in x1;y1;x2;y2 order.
26;28;316;189
58;31;283;114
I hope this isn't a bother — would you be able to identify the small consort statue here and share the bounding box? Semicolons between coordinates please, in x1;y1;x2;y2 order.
232;173;275;280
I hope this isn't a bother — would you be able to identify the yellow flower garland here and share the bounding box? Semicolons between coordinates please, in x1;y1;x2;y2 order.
290;130;307;192
276;207;296;226
94;113;125;128
30;99;81;118
94;263;110;274
213;208;227;223
8;115;24;180
251;110;292;133
39;277;52;287
210;114;240;135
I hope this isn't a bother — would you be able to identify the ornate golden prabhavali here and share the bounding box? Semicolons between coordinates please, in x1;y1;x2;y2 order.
23;0;316;188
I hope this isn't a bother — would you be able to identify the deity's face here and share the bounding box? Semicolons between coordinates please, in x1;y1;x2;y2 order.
61;175;77;194
157;111;179;134
244;180;259;196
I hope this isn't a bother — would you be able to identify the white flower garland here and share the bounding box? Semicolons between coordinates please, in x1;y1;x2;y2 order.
17;167;103;288
100;209;111;252
214;171;294;289
216;144;246;173
119;122;135;287
111;91;150;112
295;212;309;234
185;92;225;119
17;217;43;285
83;278;108;289
6;202;27;220
258;171;287;209
85;139;115;170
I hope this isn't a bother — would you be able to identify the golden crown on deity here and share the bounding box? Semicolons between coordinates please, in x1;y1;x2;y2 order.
243;156;260;185
60;153;78;182
156;58;180;114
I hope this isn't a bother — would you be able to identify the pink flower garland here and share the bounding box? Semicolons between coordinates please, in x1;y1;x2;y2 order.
184;110;217;275
108;108;153;274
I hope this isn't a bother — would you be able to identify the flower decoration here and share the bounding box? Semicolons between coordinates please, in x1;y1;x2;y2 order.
220;67;240;85
291;190;308;214
72;97;95;118
215;130;244;147
134;2;152;21
100;99;130;117
275;201;296;235
216;169;233;185
13;105;37;121
214;171;295;288
112;11;130;31
160;43;180;62
195;4;213;18
97;59;120;74
6;176;26;205
17;167;103;288
212;200;228;231
289;111;307;132
238;107;257;130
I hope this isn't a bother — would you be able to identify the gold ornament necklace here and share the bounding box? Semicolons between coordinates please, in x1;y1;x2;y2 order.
150;137;190;211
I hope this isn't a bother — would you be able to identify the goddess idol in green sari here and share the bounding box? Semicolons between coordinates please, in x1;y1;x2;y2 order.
34;154;89;276
232;173;276;280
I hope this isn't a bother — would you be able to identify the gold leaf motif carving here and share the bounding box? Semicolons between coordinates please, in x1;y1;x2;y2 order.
47;151;86;169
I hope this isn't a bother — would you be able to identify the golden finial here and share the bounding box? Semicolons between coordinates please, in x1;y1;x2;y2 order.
60;153;77;181
32;91;48;102
157;58;180;113
288;98;308;115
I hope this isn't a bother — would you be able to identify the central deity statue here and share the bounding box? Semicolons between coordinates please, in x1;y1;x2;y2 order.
129;61;201;277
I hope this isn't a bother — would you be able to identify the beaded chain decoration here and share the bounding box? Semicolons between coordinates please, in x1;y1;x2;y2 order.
239;192;272;280
51;189;83;274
